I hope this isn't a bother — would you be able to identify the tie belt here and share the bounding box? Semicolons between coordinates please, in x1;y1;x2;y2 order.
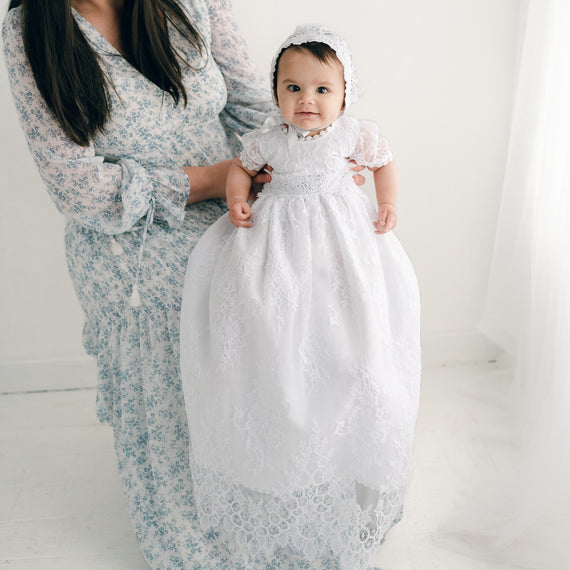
107;196;156;308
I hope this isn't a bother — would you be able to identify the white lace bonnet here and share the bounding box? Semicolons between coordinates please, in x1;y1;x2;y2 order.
270;25;359;109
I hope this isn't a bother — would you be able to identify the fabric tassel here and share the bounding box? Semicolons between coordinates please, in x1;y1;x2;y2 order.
129;284;142;307
109;236;124;256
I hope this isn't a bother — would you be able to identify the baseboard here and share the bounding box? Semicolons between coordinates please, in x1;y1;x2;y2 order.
0;357;97;394
0;329;501;393
421;327;502;368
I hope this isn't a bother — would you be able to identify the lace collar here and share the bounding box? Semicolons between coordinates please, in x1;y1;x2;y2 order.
261;112;339;149
280;121;337;143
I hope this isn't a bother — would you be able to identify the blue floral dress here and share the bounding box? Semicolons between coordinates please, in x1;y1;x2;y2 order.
2;1;363;567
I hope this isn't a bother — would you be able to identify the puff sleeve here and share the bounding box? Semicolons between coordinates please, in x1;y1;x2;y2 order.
349;119;393;168
2;9;190;235
239;129;266;172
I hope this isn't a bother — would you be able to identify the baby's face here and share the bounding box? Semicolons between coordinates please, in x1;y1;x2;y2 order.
275;48;345;134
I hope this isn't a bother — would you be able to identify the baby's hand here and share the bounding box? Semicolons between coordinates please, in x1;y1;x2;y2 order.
229;201;252;228
374;203;397;234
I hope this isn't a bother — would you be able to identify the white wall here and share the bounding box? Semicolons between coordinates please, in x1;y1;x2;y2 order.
233;0;520;339
0;0;520;379
0;0;87;366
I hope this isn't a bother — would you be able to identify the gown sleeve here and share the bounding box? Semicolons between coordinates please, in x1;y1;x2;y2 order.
2;8;190;235
205;0;275;150
349;119;394;169
239;129;266;172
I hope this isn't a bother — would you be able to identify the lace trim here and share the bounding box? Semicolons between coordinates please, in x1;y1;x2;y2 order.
280;120;337;142
190;427;410;568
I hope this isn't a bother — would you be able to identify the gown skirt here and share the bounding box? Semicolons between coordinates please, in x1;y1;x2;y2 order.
180;169;421;568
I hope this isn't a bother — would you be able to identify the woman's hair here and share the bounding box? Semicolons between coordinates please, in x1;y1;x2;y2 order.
8;0;205;146
272;41;340;102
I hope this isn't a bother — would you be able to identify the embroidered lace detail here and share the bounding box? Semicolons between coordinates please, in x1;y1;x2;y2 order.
351;120;393;168
190;424;410;569
240;115;392;176
262;171;352;197
240;128;267;171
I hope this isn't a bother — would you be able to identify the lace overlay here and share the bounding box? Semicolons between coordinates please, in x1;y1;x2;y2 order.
180;114;420;568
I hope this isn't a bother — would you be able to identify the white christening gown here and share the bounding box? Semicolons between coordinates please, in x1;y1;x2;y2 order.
180;114;421;568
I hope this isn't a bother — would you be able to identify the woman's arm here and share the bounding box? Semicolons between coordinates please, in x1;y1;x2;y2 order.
183;159;271;204
177;0;274;200
183;159;235;203
2;9;191;234
205;0;275;144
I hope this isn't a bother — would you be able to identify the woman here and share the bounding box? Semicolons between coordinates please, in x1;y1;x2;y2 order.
3;0;366;567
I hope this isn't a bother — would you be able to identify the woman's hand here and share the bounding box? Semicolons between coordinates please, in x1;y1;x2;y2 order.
249;166;272;200
348;160;366;186
374;203;397;234
252;167;272;186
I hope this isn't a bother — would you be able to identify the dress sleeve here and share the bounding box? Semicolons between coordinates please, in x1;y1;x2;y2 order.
205;0;275;150
239;129;266;172
2;9;190;235
349;119;394;169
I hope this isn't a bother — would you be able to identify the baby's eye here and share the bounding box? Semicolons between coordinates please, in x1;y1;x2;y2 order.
287;85;300;92
317;87;329;94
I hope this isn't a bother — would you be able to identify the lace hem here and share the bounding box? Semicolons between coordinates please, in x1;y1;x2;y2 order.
190;458;408;569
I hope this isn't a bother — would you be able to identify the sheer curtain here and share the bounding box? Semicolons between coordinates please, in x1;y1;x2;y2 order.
439;0;570;567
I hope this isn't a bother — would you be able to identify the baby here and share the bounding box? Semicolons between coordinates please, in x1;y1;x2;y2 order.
180;25;421;569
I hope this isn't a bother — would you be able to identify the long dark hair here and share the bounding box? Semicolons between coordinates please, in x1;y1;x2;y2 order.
8;0;205;146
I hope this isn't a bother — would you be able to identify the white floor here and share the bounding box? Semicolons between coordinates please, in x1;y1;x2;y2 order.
0;361;529;569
